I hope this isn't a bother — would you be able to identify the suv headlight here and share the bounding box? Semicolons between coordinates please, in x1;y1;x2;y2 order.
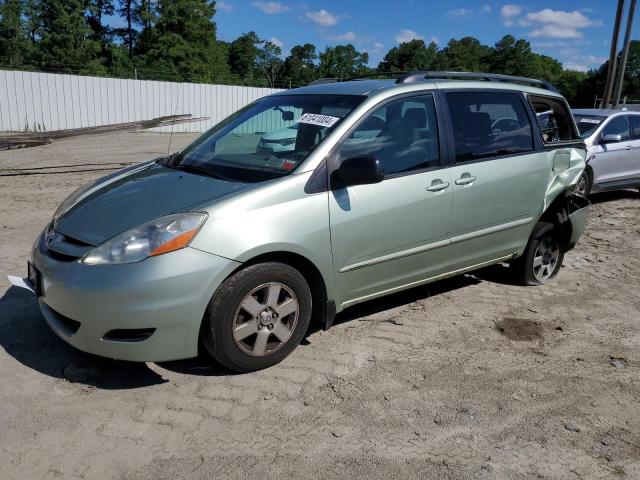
81;212;208;265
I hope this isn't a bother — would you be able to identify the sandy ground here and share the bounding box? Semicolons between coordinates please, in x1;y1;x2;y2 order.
0;132;639;480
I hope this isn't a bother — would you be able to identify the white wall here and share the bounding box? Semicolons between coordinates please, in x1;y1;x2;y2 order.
0;70;284;133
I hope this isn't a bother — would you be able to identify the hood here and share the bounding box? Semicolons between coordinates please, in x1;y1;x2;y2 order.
54;162;253;246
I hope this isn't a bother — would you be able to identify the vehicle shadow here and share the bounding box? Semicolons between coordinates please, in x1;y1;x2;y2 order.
0;286;168;389
589;189;639;204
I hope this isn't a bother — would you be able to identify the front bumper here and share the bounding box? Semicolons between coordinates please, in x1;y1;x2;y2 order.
30;233;240;362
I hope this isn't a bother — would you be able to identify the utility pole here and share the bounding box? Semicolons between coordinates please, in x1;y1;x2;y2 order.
602;0;626;108
613;0;637;108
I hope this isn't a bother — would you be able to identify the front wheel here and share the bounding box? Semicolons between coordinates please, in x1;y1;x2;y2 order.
574;170;592;197
512;222;564;286
201;262;312;373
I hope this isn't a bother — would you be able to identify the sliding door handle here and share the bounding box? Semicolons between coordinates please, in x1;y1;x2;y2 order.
426;180;450;192
455;174;477;185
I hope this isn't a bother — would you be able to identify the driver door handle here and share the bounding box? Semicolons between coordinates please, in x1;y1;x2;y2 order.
455;174;477;185
426;180;450;192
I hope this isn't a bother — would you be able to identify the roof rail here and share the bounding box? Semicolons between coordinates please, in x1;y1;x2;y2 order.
343;72;409;81
396;71;558;92
308;78;339;86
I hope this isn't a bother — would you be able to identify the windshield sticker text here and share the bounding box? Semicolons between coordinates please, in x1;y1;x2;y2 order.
297;113;340;128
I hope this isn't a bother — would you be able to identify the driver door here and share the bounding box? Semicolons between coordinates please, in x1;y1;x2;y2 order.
328;93;454;307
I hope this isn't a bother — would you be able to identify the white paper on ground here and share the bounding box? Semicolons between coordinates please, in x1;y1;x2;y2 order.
7;275;35;294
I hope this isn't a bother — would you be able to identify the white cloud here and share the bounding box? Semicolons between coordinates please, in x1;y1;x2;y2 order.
217;1;233;12
529;25;583;39
526;9;599;29
371;41;385;53
328;31;357;42
430;36;439;45
251;1;291;14
394;29;424;43
448;8;472;17
269;37;284;48
482;4;492;12
563;63;588;72
500;4;523;24
305;9;339;26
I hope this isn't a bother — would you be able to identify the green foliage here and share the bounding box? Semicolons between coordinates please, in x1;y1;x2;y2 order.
440;37;491;71
378;39;439;72
0;0;29;64
318;44;369;78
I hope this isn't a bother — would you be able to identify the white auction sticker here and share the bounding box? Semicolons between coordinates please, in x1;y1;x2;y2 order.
297;113;340;128
579;118;601;124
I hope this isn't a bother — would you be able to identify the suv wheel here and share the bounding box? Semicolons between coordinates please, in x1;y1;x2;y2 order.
512;222;564;286
201;262;312;373
574;170;591;197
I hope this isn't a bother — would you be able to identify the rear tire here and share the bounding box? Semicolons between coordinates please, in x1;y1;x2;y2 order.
512;222;564;286
201;262;312;373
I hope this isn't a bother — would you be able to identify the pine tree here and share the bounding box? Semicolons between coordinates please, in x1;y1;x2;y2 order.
138;0;228;82
36;0;103;74
0;0;28;65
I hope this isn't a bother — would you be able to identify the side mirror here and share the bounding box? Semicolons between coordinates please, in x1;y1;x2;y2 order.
282;111;294;121
601;133;622;144
336;156;384;188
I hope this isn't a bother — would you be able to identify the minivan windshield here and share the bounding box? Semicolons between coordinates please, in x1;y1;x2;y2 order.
167;94;364;182
574;114;606;138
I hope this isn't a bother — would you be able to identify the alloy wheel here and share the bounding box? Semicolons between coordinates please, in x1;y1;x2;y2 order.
232;282;299;357
532;237;560;282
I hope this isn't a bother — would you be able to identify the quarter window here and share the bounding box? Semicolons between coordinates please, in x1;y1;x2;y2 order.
337;95;440;176
602;116;630;141
446;91;533;162
528;95;579;143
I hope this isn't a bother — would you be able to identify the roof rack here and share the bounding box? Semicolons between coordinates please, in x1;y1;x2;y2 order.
396;71;558;92
307;72;408;86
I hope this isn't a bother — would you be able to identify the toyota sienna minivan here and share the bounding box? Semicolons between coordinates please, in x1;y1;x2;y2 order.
28;71;590;372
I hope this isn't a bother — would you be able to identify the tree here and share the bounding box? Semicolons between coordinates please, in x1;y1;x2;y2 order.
36;0;103;74
115;0;137;58
0;0;29;64
440;37;491;72
255;40;282;87
282;43;318;86
138;0;228;82
319;44;369;78
378;39;439;72
227;31;260;80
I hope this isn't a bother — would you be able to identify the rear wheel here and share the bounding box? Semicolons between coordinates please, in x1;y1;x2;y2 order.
512;222;564;286
201;262;312;373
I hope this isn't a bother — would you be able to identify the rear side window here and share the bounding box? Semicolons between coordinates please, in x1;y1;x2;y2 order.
629;115;640;140
528;95;579;143
602;116;631;141
338;94;440;175
446;91;533;163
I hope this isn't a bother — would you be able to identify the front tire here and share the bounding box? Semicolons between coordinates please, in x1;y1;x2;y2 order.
201;262;312;373
512;222;564;286
574;169;592;197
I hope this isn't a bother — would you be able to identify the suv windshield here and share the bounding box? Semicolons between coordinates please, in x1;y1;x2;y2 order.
574;114;606;138
168;94;364;182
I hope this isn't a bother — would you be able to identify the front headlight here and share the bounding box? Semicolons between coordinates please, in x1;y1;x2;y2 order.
81;212;208;265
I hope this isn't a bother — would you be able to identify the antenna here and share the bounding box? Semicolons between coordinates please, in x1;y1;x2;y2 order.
167;85;181;155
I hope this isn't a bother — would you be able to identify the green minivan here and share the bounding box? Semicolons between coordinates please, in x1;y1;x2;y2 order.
29;72;590;372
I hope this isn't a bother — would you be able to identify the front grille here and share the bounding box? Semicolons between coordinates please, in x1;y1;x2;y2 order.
43;224;93;260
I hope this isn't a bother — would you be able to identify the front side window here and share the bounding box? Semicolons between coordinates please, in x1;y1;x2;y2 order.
602;116;631;141
446;91;533;162
169;94;364;182
528;95;579;143
337;95;440;176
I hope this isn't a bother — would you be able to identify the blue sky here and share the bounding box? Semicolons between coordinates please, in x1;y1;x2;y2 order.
212;1;637;71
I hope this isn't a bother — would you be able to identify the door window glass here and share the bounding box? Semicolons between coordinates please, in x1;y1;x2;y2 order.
602;116;630;141
528;95;579;143
338;95;440;175
446;91;533;162
628;115;640;140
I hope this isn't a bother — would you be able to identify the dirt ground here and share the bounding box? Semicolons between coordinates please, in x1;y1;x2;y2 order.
1;132;639;480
